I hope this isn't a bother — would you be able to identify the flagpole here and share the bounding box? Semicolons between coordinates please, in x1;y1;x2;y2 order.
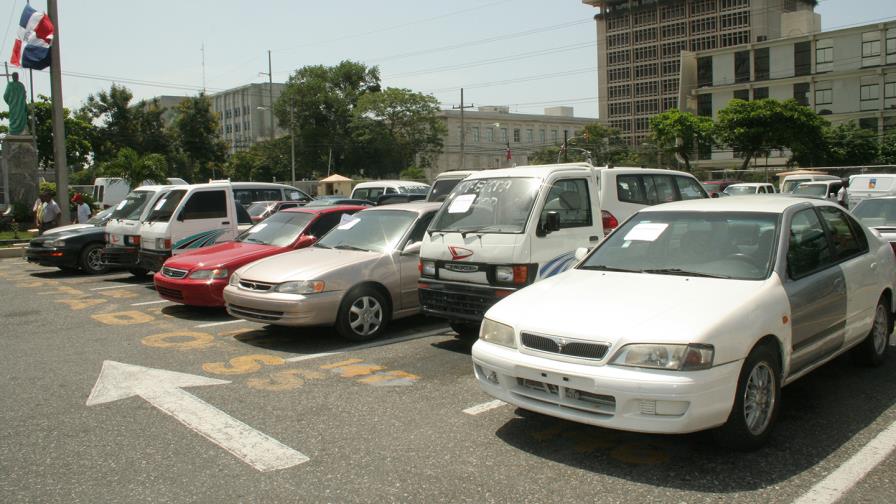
47;0;69;222
28;69;37;148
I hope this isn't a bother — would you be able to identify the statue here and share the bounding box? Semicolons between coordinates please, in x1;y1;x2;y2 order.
3;72;28;135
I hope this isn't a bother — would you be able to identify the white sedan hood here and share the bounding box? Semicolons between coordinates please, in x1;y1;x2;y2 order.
487;269;776;347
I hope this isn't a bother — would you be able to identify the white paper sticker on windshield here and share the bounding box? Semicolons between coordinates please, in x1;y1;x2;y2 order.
248;223;267;233
448;194;476;213
337;217;360;230
153;198;167;211
115;200;128;210
623;222;668;242
339;213;354;224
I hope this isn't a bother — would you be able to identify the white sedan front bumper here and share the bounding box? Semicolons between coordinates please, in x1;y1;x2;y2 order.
471;340;742;435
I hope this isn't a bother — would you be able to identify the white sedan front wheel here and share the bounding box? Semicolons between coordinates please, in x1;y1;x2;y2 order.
714;343;781;451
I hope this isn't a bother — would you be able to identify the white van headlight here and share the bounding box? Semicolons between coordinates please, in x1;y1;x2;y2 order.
421;260;436;276
611;343;714;371
275;280;325;294
480;318;516;348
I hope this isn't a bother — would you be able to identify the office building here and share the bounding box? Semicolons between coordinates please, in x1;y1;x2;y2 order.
210;83;287;153
582;0;819;145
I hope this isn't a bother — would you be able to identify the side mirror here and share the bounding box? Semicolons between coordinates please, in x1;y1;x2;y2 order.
296;235;316;248
542;211;561;234
574;247;591;261
710;192;720;199
176;211;185;221
402;241;422;256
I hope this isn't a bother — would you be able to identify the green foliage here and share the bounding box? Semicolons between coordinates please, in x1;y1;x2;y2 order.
31;95;94;170
879;130;896;165
528;123;633;166
82;84;142;164
223;137;297;183
821;122;879;166
715;99;826;169
173;94;227;181
399;166;426;180
649;109;714;171
99;147;169;187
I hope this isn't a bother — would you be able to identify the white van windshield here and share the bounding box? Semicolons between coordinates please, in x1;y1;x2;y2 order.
782;179;808;193
430;177;540;234
794;184;827;197
110;191;152;220
146;189;187;222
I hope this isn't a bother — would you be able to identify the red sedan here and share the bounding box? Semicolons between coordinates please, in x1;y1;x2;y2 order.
154;205;364;307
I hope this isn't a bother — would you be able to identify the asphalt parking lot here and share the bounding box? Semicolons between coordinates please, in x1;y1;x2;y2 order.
2;257;896;503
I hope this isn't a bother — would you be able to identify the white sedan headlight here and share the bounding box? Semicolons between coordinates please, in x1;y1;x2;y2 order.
274;280;325;294
229;272;241;286
611;343;714;371
189;268;229;280
479;318;516;348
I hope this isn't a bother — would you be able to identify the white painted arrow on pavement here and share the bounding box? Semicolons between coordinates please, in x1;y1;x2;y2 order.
86;360;308;472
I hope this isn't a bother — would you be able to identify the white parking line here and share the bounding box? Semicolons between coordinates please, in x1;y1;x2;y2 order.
90;283;152;291
131;299;172;306
284;327;451;363
792;419;896;504
463;400;507;416
195;319;247;328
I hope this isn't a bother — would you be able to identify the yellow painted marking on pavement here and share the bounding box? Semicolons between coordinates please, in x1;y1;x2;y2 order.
57;298;108;310
203;354;286;375
330;363;385;378
610;442;670;465
142;331;216;350
16;279;57;288
319;358;364;369
99;288;140;299
247;369;325;391
356;370;419;386
92;310;155;326
39;285;84;296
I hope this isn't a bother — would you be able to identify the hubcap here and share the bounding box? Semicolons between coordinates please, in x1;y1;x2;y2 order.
87;248;103;271
743;362;776;436
872;304;888;356
349;296;383;336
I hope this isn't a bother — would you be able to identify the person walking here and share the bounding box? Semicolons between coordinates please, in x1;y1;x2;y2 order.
72;194;91;224
38;192;61;234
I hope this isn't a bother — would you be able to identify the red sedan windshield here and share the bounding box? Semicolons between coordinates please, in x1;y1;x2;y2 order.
238;212;314;247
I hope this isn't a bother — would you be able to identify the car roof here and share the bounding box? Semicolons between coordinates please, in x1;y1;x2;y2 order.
360;201;443;214
281;205;367;215
797;181;837;186
599;166;697;177
640;195;835;214
465;163;594;180
727;182;767;187
353;180;429;188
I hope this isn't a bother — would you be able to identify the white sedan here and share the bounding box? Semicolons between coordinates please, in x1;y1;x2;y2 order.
472;197;896;449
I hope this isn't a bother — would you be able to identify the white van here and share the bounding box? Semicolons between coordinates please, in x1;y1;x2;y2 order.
350;180;430;202
100;185;178;275
792;180;844;202
847;174;896;209
137;183;253;272
230;181;313;208
426;171;475;202
92;177;188;209
723;182;777;195
779;173;839;193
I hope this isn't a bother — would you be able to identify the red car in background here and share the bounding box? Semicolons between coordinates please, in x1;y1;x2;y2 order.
154;205;365;307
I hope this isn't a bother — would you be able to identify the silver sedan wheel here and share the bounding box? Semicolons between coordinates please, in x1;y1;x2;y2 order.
872;303;888;356
348;296;383;337
743;362;776;436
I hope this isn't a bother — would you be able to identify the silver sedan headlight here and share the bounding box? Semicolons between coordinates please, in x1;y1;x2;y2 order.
479;318;516;348
610;343;714;371
274;280;325;294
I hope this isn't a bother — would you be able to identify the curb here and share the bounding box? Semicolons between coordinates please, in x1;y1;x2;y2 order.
0;245;26;259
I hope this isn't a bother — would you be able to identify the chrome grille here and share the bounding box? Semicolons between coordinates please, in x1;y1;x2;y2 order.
521;332;609;360
161;266;188;279
239;280;274;291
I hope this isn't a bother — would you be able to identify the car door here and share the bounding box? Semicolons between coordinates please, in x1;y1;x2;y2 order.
535;176;599;279
172;189;233;253
398;211;435;310
783;207;847;374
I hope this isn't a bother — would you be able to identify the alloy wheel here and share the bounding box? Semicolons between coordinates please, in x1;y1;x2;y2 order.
743;362;776;436
872;304;888;356
349;296;383;337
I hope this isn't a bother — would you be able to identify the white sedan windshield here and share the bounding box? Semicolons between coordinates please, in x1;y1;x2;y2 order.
580;211;779;280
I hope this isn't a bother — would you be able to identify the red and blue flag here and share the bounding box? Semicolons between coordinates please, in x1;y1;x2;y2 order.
9;4;54;70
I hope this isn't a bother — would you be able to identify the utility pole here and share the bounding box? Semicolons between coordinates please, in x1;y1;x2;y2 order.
267;50;274;141
289;98;295;186
562;130;569;163
48;0;69;222
451;88;474;169
201;43;206;93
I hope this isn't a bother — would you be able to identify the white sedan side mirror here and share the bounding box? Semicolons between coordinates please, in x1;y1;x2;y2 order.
574;247;591;261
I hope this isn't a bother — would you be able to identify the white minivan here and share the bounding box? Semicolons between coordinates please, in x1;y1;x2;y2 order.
229;181;313;208
137;183;253;272
847;174;896;209
100;185;178;276
350;180;430;202
779;173;839;193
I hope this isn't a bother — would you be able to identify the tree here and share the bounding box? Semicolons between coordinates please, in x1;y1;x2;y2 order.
173;94;227;181
820;122;879;166
715;99;826;170
83;84;141;164
399;166;426;180
222;137;300;183
100;147;168;187
27;95;95;171
649;109;714;172
881;130;896;165
527;123;632;166
352;87;445;171
275;61;381;175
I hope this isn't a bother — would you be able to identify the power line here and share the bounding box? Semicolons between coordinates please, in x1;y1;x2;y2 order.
425;67;597;94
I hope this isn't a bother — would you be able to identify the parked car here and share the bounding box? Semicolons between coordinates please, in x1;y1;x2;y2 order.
350;180;430;202
701;179;739;197
723;183;777;196
304;197;374;208
246;200;304;223
229;182;313;208
376;193;427;206
792;180;843;202
848;174;896;209
154;205;365;307
779;172;839;194
224;202;442;341
472;196;896;450
852;196;896;250
426;171;476;202
26;219;111;274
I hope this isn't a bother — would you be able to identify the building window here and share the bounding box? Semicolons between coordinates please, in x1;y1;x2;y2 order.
607;32;630;49
662;78;678;94
859;117;879;131
662;40;687;58
512;128;521;143
635;81;659;97
633;28;657;45
608;67;631;83
608;49;630;66
633;9;656;27
720;11;750;29
754;47;770;81
526;129;533;143
720;31;750;48
793;82;810;106
485;128;494;143
753;87;769;100
794;41;811;76
662;96;678;111
885;82;896;99
471;127;480;142
551;130;559;143
609;84;631;100
610;119;631;133
662;59;680;76
539;130;546;144
863;32;881;58
634;63;658;79
500;128;508;143
816;39;833;73
690;0;716;15
815;88;833;106
735;51;751;83
734;89;750;101
697;94;712;117
661;3;685;21
861;84;879;111
607;15;630;32
720;0;749;10
633;45;657;61
690;35;717;52
634;117;650;132
697;56;713;87
661;22;687;39
690;17;716;35
887;28;896;63
635;99;658;115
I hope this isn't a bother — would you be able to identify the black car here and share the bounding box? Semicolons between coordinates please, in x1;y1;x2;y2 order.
26;225;109;274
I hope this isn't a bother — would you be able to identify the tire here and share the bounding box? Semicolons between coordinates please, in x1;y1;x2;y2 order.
713;343;781;451
335;286;391;342
79;243;109;275
450;321;480;341
128;267;150;278
852;296;891;367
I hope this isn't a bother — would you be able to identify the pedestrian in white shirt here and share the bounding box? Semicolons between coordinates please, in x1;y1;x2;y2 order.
38;191;61;234
72;194;91;223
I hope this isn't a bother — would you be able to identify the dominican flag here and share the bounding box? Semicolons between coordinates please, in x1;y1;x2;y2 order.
505;143;512;161
9;4;54;70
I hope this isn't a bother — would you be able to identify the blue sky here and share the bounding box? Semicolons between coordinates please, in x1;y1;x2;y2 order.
3;0;894;119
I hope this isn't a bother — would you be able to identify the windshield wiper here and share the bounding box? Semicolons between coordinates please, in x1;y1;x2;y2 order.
334;244;369;252
314;243;332;249
580;264;643;273
243;237;265;244
643;268;730;279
